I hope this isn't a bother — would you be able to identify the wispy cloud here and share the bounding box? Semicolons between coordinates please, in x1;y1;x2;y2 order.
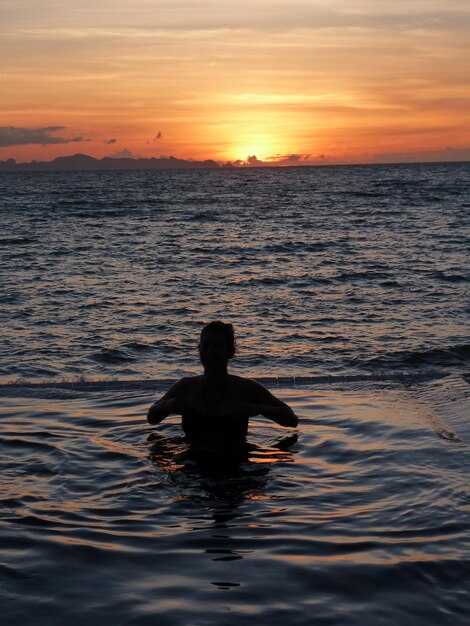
108;148;143;159
5;1;470;34
0;126;86;147
372;146;470;163
236;153;339;166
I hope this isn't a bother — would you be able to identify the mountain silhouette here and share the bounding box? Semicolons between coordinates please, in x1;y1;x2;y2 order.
0;153;220;172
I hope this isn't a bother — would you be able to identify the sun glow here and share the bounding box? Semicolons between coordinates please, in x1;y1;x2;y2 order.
239;147;269;160
232;134;285;162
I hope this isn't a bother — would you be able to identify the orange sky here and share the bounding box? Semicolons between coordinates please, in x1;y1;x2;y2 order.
2;1;470;164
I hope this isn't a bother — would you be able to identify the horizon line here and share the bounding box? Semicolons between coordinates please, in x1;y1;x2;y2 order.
1;151;470;171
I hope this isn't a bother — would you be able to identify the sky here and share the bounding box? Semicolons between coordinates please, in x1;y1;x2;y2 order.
1;0;470;165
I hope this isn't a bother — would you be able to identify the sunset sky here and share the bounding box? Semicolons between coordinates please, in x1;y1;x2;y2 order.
2;0;470;164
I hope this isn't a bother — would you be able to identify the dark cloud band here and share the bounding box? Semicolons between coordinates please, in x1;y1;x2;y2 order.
0;126;86;147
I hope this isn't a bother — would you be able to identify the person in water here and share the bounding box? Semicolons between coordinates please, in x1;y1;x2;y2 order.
147;321;298;447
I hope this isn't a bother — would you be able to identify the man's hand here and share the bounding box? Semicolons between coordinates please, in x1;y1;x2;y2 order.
239;396;298;427
147;396;186;424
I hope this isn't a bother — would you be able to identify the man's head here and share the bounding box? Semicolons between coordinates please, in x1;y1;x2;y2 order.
199;321;236;369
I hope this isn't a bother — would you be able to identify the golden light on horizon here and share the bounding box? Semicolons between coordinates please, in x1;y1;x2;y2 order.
213;111;298;162
233;134;282;162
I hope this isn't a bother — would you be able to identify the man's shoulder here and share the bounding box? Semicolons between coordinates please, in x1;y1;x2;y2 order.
170;375;200;391
178;375;201;386
230;375;265;392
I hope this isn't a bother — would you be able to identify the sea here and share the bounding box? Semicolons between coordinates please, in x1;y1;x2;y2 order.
1;162;469;625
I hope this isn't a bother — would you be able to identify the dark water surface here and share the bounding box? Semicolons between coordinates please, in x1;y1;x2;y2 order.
1;378;469;626
1;163;469;624
1;162;469;382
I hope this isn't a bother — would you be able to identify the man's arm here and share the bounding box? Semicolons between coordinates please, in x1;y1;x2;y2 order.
245;380;298;427
147;379;187;425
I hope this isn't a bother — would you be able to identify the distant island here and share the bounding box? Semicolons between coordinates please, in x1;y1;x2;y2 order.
0;153;224;172
2;152;469;172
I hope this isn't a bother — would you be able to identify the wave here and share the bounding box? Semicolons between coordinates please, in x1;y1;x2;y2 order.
264;241;334;253
91;348;137;364
336;270;392;282
429;270;469;283
187;210;219;221
121;341;155;352
362;343;470;369
0;236;37;246
0;370;459;396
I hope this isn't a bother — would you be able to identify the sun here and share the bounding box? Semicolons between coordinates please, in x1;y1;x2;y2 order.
231;133;282;162
232;145;270;162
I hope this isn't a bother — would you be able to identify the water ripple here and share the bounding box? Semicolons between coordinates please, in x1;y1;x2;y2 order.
1;385;469;624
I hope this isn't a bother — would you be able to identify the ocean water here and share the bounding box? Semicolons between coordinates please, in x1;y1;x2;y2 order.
1;163;469;624
1;379;469;625
1;162;469;382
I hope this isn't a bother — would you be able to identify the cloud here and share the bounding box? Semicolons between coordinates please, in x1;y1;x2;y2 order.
267;153;312;164
108;148;143;159
0;126;86;147
230;152;348;167
231;154;302;167
372;146;470;163
245;155;265;166
227;155;265;167
5;2;470;35
104;138;117;144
